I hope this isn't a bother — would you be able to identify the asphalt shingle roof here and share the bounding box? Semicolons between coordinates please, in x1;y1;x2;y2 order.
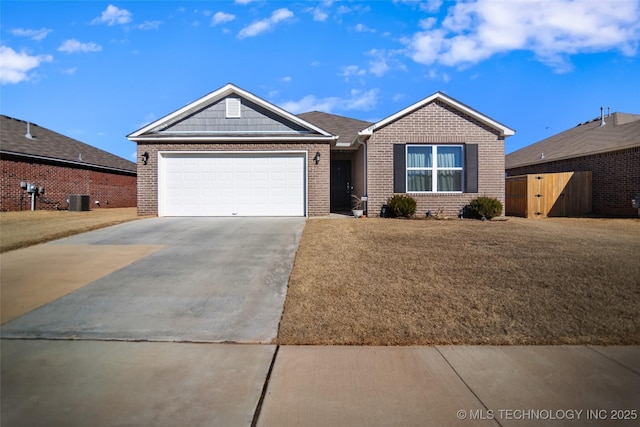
297;111;373;146
1;115;136;174
506;112;640;169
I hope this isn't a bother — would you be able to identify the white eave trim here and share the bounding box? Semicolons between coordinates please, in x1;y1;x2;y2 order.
128;83;336;139
128;135;337;142
358;92;515;138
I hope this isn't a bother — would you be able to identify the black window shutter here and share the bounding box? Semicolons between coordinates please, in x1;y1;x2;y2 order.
393;144;406;193
465;144;478;193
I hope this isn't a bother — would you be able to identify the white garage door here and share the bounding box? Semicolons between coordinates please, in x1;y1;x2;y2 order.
160;152;306;216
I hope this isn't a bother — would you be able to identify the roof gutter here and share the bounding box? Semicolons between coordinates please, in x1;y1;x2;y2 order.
0;150;137;175
128;135;338;143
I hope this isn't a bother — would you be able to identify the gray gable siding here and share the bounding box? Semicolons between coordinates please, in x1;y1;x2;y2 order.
164;97;309;134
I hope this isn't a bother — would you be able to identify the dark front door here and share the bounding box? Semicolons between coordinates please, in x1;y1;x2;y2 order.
330;160;352;212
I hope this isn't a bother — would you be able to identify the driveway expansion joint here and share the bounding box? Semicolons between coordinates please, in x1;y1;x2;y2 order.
585;345;640;376
251;345;280;427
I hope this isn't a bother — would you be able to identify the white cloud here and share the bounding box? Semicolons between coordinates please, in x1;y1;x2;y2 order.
344;88;379;111
339;65;366;79
272;8;294;23
426;68;450;82
367;49;389;77
366;49;406;77
92;4;132;26
238;8;294;39
282;76;292;82
11;28;52;41
312;8;328;22
336;4;370;16
407;0;640;72
394;0;443;13
281;88;379;114
306;0;333;22
353;23;375;33
212;11;235;26
58;39;102;54
0;46;53;84
281;95;339;113
235;0;256;4
138;21;161;30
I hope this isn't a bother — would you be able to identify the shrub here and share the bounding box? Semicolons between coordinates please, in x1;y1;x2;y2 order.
469;196;503;220
387;195;417;218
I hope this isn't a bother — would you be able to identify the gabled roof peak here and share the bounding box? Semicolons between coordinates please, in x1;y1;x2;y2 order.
128;83;336;141
359;91;515;138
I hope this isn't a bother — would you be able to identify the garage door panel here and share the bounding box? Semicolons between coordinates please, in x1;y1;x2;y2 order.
161;153;305;217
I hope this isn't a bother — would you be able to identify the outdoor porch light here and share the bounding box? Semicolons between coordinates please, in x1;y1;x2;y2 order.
313;151;321;164
141;151;149;165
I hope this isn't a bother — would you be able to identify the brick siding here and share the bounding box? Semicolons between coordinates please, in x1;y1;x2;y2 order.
506;146;640;217
366;99;506;217
1;156;137;211
136;142;330;217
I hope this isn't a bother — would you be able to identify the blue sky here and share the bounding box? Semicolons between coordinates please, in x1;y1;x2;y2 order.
2;0;639;162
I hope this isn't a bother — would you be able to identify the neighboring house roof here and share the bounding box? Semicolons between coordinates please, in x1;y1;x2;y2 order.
128;83;337;142
0;115;136;174
359;91;515;138
297;111;373;148
506;112;640;169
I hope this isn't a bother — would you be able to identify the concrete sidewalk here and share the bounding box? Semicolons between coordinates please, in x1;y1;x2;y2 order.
258;345;640;427
2;341;638;426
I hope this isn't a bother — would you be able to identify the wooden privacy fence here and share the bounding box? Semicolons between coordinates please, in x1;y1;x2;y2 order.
506;171;592;218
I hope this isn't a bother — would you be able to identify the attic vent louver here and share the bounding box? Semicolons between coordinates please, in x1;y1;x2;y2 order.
226;98;241;118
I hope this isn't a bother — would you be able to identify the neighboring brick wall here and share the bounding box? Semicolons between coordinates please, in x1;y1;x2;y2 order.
136;142;330;217
506;146;640;217
1;156;136;211
366;99;506;217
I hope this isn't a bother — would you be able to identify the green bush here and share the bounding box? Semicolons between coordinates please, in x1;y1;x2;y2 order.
469;196;503;220
387;195;417;218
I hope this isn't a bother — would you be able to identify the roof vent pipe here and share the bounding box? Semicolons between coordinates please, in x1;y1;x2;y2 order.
607;106;611;117
25;121;33;139
598;106;606;127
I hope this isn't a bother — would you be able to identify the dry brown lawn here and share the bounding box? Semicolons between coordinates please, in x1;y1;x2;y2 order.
278;217;640;346
0;208;145;253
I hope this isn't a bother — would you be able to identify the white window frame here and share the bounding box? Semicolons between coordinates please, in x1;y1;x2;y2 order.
406;144;464;193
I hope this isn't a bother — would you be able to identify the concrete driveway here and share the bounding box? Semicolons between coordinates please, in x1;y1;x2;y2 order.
1;217;305;343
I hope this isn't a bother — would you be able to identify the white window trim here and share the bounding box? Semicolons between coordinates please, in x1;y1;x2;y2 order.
406;144;464;193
